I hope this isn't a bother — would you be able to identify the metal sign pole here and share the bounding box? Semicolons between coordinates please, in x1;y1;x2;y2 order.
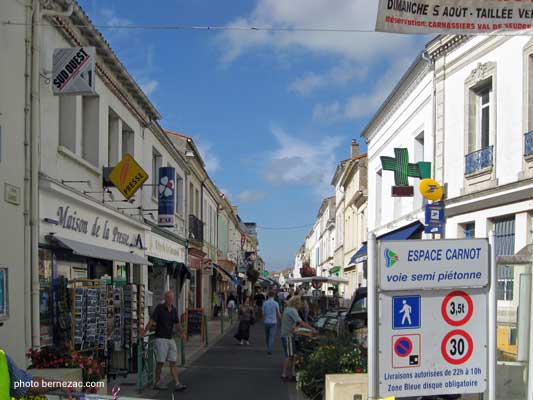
488;231;496;400
367;233;378;399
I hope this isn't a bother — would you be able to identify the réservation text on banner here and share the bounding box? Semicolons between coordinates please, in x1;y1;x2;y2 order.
376;0;533;34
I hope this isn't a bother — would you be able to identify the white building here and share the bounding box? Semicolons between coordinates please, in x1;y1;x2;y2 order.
363;32;533;398
426;34;533;399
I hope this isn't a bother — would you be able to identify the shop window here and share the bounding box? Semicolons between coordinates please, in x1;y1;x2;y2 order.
59;96;77;153
152;148;162;199
0;267;8;320
81;96;100;166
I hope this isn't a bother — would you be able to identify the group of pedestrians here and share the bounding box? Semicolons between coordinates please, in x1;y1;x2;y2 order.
232;290;317;382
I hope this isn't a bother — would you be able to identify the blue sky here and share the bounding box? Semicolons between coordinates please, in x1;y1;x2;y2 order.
79;0;427;271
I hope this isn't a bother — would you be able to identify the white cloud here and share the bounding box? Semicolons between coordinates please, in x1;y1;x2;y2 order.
101;8;132;27
140;80;159;96
264;127;342;195
195;139;221;174
312;57;414;122
236;190;268;203
217;0;418;64
290;63;368;96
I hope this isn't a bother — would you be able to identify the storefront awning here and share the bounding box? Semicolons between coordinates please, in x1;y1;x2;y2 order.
53;236;152;265
213;263;240;286
349;221;424;265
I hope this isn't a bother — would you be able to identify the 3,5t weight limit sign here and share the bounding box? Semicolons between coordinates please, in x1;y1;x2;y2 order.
441;291;474;326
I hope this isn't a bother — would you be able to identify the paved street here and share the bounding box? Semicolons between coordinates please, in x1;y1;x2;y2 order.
152;321;299;400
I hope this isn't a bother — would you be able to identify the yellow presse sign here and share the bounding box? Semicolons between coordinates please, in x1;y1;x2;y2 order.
108;153;148;199
419;178;443;202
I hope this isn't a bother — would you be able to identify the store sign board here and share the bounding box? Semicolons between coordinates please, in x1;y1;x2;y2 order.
145;232;185;262
378;239;489;291
52;47;96;95
157;167;175;227
108;154;148;200
379;288;487;398
375;0;533;34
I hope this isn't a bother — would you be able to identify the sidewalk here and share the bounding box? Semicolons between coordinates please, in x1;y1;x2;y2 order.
108;316;237;398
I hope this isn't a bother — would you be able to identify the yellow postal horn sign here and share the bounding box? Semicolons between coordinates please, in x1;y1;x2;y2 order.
419;179;443;202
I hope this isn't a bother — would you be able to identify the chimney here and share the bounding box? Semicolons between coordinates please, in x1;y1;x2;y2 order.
351;139;359;158
232;206;238;215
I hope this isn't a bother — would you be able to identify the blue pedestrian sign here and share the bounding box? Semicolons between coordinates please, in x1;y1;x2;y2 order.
393;295;421;330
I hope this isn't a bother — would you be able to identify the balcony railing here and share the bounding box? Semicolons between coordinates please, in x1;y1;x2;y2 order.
465;146;493;175
525;131;533;157
188;214;204;243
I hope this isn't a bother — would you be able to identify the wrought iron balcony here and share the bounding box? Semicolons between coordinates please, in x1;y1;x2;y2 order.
525;131;533;157
465;146;493;175
188;214;204;243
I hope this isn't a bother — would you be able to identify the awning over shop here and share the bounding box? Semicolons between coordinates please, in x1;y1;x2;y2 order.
348;221;424;265
213;263;240;286
52;235;152;265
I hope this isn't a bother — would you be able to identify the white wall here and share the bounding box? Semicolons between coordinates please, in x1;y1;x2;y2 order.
366;67;434;235
0;0;30;366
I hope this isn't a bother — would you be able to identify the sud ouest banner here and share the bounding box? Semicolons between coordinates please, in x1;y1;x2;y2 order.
158;167;175;227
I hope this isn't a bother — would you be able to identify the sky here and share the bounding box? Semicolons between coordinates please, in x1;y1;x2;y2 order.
78;0;427;271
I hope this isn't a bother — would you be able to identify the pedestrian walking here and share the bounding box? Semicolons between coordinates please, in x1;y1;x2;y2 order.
227;293;237;322
262;290;281;355
142;291;187;392
280;296;316;382
254;289;266;319
234;296;254;345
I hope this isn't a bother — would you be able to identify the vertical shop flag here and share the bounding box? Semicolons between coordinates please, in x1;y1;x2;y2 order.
158;167;176;227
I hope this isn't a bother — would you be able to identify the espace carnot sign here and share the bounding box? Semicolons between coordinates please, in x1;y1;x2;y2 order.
52;47;96;96
379;239;489;291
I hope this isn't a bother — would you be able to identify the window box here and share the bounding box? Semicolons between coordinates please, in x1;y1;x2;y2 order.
465;146;493;177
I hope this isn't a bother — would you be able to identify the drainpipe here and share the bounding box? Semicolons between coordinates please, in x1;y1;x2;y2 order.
24;0;34;354
422;51;437;181
30;0;74;349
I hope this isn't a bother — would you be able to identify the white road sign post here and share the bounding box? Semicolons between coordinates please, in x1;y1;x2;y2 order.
370;238;490;399
52;47;96;96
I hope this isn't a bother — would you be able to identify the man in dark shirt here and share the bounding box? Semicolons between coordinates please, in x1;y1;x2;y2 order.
143;291;186;392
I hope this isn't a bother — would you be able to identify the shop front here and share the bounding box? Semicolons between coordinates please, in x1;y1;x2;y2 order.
145;228;188;317
38;180;150;383
187;247;206;310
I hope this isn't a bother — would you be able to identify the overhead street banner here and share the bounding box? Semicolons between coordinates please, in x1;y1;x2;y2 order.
376;0;533;34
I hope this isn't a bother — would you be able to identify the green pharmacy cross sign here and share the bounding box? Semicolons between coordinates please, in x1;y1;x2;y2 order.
380;148;431;197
